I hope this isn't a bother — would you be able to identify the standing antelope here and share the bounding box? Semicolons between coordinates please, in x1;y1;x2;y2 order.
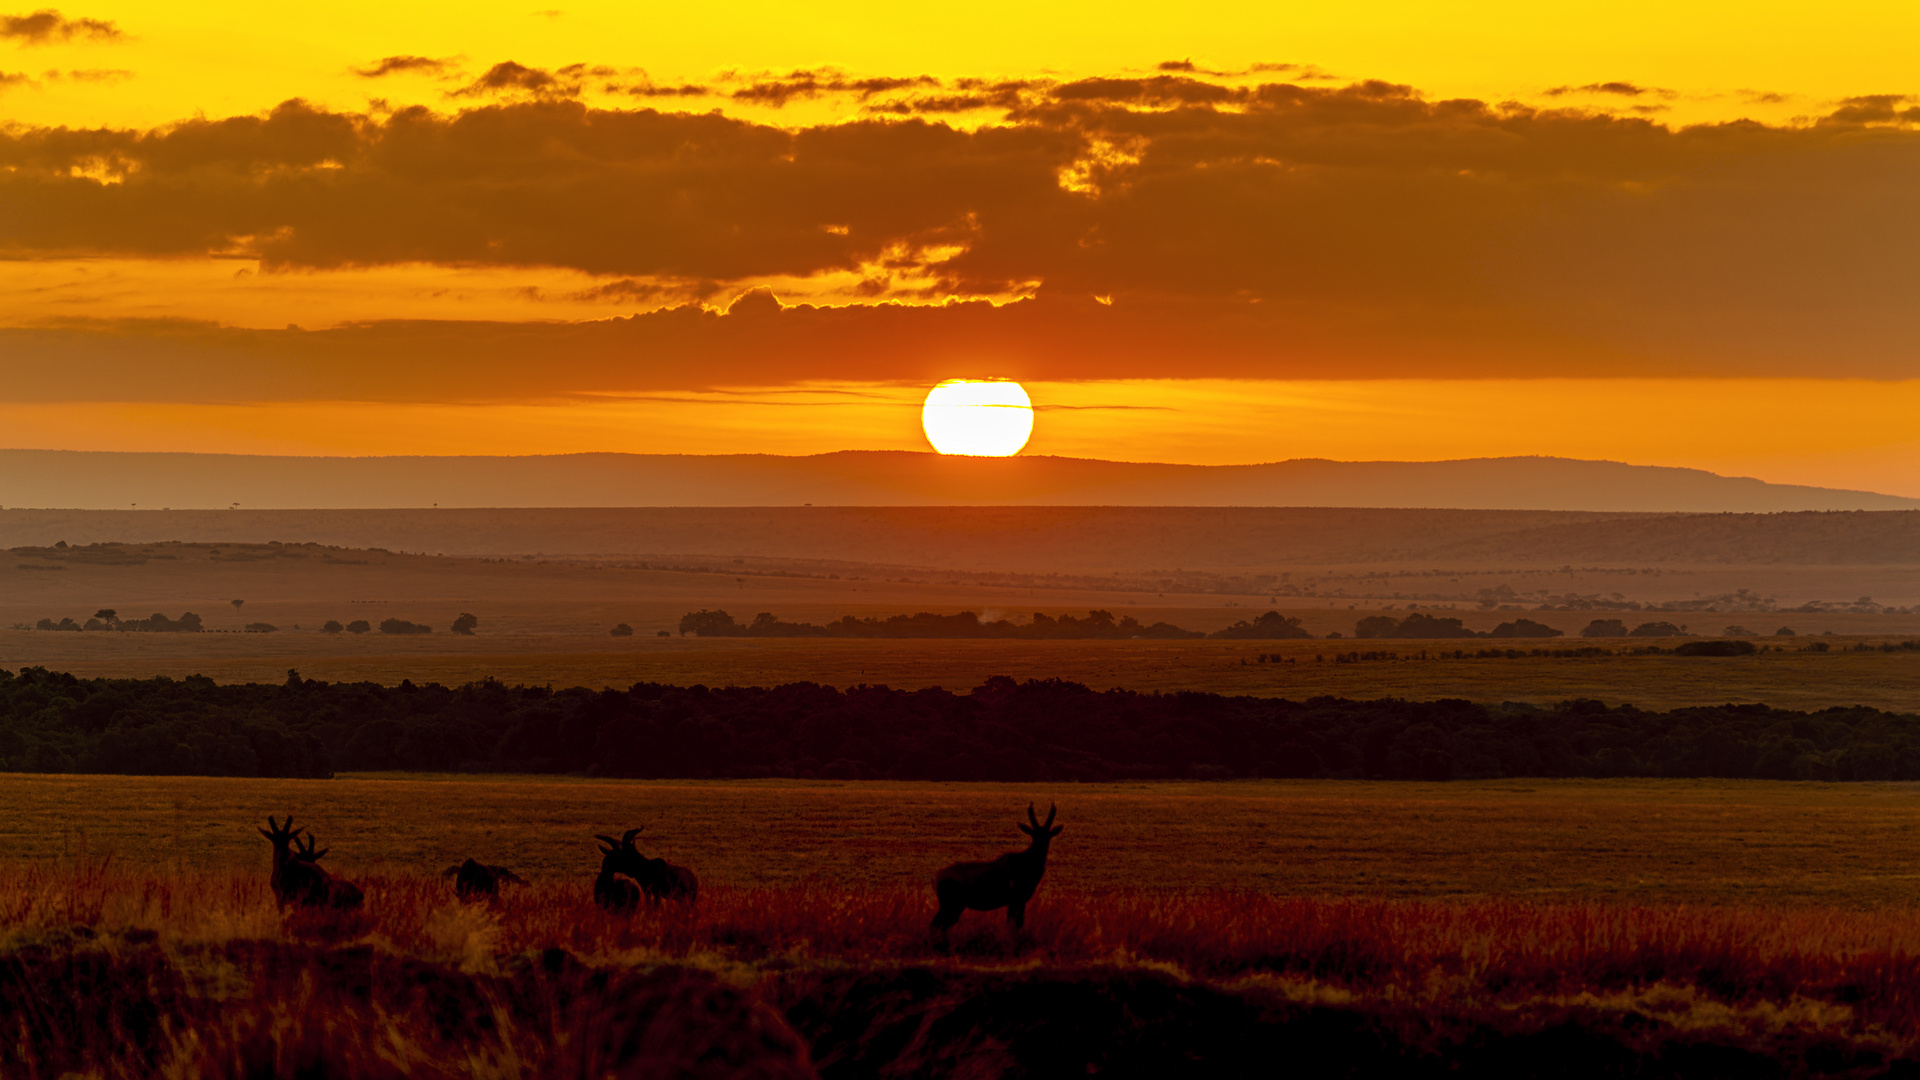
258;816;364;910
594;827;698;910
444;858;525;899
931;803;1062;937
594;830;644;912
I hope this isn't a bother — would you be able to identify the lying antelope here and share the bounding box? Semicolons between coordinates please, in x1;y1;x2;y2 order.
932;803;1061;937
443;858;525;899
594;827;697;911
259;815;364;910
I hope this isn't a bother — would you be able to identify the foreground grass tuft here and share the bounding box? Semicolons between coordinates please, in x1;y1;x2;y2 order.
6;863;1920;1076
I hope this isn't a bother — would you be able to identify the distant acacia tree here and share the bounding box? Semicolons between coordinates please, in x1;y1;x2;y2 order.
321;620;344;634
451;613;479;635
610;623;634;637
1581;619;1630;638
1210;611;1314;640
679;610;742;637
346;620;371;634
1488;619;1564;639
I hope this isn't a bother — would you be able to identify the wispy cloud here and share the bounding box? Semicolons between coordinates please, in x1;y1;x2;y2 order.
0;8;120;44
352;55;459;79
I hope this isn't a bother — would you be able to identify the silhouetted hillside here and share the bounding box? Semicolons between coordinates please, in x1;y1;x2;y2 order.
4;505;1918;571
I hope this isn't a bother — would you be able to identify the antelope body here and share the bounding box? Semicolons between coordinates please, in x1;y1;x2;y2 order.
932;803;1061;935
594;827;698;911
444;858;525;899
259;815;364;910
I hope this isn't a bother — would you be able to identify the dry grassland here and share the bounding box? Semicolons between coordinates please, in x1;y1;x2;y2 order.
9;773;1920;908
6;631;1918;711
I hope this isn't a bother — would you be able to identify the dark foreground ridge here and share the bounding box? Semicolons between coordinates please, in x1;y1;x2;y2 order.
4;666;1919;782
1;937;1885;1080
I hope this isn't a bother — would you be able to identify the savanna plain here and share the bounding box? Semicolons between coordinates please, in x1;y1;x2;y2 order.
9;508;1920;1076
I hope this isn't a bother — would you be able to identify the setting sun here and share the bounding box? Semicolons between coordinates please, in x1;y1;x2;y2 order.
920;379;1034;457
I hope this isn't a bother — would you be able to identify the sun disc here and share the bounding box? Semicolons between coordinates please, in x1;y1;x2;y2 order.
921;379;1033;456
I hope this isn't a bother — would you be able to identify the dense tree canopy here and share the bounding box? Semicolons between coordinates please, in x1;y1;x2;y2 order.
1;666;1917;783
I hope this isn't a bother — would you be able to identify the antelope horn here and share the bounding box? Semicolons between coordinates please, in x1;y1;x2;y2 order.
594;834;619;847
1026;803;1039;827
621;828;641;848
1044;803;1057;828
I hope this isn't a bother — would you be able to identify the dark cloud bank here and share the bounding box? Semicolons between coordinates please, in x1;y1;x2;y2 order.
3;73;1918;396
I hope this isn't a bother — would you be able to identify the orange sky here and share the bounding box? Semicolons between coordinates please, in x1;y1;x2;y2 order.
2;2;1917;495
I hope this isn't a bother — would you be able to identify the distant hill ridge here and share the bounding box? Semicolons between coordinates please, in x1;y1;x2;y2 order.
0;449;1912;513
2;506;1917;570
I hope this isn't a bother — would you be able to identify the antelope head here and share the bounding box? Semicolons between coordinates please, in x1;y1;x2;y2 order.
258;815;300;868
293;830;329;863
594;828;643;874
1017;803;1062;853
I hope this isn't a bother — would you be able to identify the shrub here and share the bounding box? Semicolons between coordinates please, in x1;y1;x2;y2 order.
1487;619;1563;639
1674;639;1759;657
379;619;433;635
243;623;278;634
1629;621;1687;638
321;620;344;634
1356;613;1477;639
1210;612;1314;640
1580;619;1629;638
451;613;478;635
611;623;634;637
346;620;371;634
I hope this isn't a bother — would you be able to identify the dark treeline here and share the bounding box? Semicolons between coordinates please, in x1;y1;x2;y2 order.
679;609;1773;642
679;609;1315;640
678;609;1210;639
4;666;1920;783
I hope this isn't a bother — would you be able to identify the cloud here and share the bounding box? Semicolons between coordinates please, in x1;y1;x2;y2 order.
1821;94;1920;125
1;73;1918;386
352;55;458;79
727;68;938;108
0;68;30;88
450;60;621;99
0;8;119;44
1543;81;1674;98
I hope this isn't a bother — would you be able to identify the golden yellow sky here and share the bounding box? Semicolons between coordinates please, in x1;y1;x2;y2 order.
3;1;1917;497
10;0;1917;129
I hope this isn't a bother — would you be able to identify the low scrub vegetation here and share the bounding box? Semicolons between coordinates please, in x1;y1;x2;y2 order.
5;863;1920;1077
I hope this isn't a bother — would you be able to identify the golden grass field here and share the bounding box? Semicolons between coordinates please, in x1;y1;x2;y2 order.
9;773;1920;908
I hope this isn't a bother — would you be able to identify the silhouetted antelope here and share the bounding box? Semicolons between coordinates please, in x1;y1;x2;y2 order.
594;827;698;909
931;803;1062;937
443;858;525;899
258;816;364;910
594;830;644;912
